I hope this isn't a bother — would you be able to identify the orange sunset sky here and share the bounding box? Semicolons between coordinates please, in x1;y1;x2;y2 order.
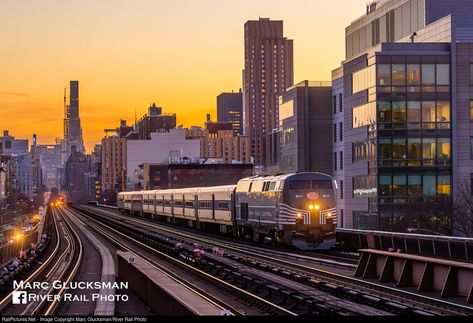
0;0;365;152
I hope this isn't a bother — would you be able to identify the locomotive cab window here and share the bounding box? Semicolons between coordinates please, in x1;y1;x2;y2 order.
289;180;311;189
312;180;333;189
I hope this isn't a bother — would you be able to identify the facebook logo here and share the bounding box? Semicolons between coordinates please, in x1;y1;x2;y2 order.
12;291;27;305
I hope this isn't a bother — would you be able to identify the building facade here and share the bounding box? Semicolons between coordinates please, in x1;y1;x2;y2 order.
333;0;473;234
101;136;127;193
0;131;33;199
243;18;294;167
64;81;85;157
142;163;254;190
217;90;243;135
64;146;91;203
277;81;333;175
126;128;201;190
136;103;177;140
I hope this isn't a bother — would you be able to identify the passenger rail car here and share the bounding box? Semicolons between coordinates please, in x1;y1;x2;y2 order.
118;172;336;250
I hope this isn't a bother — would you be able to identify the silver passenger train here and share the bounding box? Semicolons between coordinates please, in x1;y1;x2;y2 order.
118;172;337;250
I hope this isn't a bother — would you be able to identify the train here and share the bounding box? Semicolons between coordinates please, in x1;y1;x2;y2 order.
118;172;337;250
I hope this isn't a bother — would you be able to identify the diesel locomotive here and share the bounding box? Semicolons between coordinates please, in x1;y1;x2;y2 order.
118;172;337;250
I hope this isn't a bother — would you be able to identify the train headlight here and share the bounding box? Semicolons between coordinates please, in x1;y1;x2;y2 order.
315;205;320;210
309;205;314;210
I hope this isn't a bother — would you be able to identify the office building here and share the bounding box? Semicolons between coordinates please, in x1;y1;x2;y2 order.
217;90;243;135
333;0;473;233
243;18;294;167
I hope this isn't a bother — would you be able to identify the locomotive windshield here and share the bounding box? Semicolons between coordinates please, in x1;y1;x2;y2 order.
288;180;332;190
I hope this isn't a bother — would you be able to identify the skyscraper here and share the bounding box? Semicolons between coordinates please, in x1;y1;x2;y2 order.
243;18;294;167
64;80;85;158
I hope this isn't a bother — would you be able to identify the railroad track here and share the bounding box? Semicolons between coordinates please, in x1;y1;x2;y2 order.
75;204;473;316
65;206;298;316
79;204;358;269
0;207;83;316
71;206;393;316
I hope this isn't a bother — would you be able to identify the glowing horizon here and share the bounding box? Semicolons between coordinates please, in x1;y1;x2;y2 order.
0;0;365;152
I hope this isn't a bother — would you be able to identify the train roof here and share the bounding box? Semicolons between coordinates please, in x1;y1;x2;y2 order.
238;172;332;183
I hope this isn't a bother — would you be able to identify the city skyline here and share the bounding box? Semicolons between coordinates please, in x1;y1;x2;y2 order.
0;0;365;151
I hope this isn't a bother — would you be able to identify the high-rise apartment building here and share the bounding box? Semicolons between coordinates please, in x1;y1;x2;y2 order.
217;90;243;135
64;81;85;157
243;18;294;167
333;0;473;233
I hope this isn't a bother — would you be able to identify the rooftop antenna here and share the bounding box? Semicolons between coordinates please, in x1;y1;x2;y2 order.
410;32;418;43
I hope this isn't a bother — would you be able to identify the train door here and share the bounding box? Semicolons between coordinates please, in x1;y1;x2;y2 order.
241;203;249;220
194;194;199;229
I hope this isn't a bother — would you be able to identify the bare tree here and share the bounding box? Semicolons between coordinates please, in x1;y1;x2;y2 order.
453;180;473;238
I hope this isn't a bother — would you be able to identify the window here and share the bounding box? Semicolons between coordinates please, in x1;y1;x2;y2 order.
340;151;344;170
437;101;450;128
392;101;406;126
378;101;391;125
379;176;392;197
334;152;338;172
392;64;406;85
339;93;343;112
379;139;392;160
422;101;436;129
407;101;421;129
289;181;311;189
372;18;380;45
333;124;337;142
339;122;343;141
423;175;437;197
352;65;375;94
423;138;436;165
386;10;395;42
437;175;451;196
407;64;421;87
217;201;230;210
470;137;473;160
333;95;337;114
436;64;450;86
377;65;391;86
393;176;407;197
312;180;333;189
422;64;435;92
437;138;451;166
340;181;344;200
392;139;407;161
408;176;422;197
408;139;421;165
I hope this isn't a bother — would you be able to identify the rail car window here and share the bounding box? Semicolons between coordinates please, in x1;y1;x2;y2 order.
217;201;230;210
174;201;183;207
289;181;311;189
269;182;277;191
164;200;172;207
156;200;164;206
199;201;212;209
262;182;271;191
185;201;195;208
312;180;333;189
